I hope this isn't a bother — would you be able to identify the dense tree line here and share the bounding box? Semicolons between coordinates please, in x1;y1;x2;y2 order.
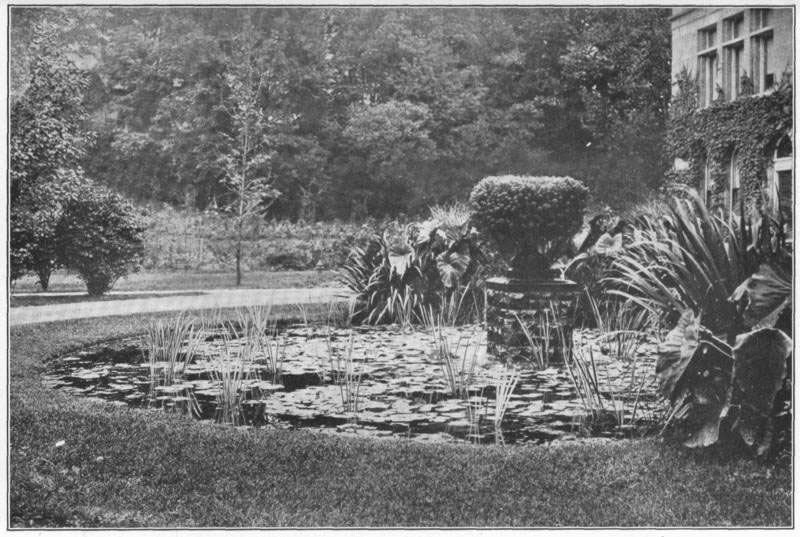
10;7;671;220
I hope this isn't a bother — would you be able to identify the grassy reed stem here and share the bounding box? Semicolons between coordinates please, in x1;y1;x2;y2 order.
427;316;482;399
209;336;256;425
143;312;200;386
493;367;520;428
327;334;364;414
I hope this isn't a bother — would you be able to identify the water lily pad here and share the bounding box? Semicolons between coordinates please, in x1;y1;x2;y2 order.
48;322;660;446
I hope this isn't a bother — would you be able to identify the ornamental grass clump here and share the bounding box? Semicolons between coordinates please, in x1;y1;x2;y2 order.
210;336;257;426
326;334;364;414
143;312;202;416
470;175;588;278
143;312;200;386
427;318;483;400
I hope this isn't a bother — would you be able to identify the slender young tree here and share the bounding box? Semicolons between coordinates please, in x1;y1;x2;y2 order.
220;14;281;286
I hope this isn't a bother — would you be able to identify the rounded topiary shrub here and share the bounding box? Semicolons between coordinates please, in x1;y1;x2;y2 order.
56;186;147;295
470;175;588;277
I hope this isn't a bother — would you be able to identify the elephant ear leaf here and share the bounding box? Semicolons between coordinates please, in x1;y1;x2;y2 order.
656;309;701;401
675;339;733;448
730;263;792;330
731;328;792;455
658;309;735;448
436;238;470;289
388;253;411;278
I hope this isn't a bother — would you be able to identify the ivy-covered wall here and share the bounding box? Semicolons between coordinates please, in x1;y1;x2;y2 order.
666;73;792;215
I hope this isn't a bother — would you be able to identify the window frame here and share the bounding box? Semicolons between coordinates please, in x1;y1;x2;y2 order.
751;30;774;94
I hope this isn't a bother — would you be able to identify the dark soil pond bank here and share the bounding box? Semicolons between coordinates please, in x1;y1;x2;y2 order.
44;323;667;446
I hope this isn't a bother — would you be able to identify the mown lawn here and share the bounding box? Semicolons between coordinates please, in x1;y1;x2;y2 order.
9;308;792;528
11;269;340;294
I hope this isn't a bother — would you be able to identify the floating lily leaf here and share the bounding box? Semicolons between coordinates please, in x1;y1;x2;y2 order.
731;328;792;455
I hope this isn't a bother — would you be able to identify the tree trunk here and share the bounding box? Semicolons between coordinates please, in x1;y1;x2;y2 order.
235;243;242;287
36;266;51;291
299;190;317;223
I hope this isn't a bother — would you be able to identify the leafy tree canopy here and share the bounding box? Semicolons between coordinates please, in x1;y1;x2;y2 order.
10;7;672;218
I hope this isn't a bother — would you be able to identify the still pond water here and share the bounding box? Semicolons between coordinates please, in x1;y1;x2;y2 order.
44;323;667;446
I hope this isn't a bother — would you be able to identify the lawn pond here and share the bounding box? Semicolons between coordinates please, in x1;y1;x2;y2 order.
44;323;667;446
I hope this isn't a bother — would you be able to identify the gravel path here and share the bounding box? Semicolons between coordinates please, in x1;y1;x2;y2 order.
9;287;351;326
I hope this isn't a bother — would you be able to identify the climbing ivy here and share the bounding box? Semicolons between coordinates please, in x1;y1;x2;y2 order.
666;71;792;214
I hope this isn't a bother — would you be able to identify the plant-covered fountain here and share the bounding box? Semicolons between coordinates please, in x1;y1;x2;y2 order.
470;175;589;363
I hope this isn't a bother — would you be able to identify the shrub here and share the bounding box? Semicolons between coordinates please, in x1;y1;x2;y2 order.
470;175;588;277
56;187;147;295
10;170;88;289
10;206;60;289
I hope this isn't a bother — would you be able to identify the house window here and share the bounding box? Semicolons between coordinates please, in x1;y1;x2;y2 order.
720;14;745;101
723;13;744;41
749;8;775;94
750;8;769;31
699;53;718;107
771;135;792;226
751;33;774;93
723;43;744;100
698;24;717;50
728;151;741;216
697;25;718;107
703;159;714;208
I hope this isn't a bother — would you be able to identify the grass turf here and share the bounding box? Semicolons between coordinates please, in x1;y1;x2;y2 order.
11;269;340;294
9;308;792;527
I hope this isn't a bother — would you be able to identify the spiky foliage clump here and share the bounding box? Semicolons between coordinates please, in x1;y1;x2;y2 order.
602;190;792;456
604;190;789;340
338;203;486;326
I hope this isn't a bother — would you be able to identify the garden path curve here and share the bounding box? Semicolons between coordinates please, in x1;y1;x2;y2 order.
8;287;351;326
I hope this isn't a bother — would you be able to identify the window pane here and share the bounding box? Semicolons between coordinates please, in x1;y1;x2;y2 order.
751;37;761;89
764;35;774;88
751;9;769;30
698;26;716;49
730;154;741;189
723;15;743;41
710;55;717;101
724;45;743;100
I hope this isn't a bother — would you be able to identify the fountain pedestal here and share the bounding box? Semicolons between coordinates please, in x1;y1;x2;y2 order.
485;276;581;363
